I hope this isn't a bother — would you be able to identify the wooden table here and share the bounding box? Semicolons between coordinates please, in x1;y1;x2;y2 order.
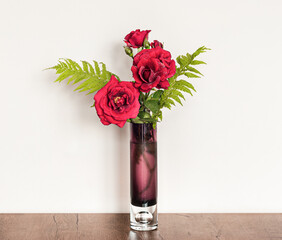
0;214;281;240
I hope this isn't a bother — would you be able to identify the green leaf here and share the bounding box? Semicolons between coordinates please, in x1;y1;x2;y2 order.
66;58;82;71
184;72;201;78
144;100;160;114
101;62;107;78
192;46;211;59
67;73;80;84
55;66;65;74
94;61;100;75
55;71;72;82
139;118;157;122
174;83;193;96
171;89;185;100
153;122;157;129
159;46;209;112
176;55;191;67
138;111;151;119
176;80;196;92
82;61;89;73
169;94;183;106
186;66;203;76
191;60;206;65
167;98;176;106
151;90;163;100
186;53;192;62
131;117;144;124
157;111;163;121
48;59;118;97
163;102;172;110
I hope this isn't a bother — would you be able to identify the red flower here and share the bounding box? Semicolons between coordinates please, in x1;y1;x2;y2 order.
131;47;176;92
124;29;151;48
94;76;140;128
150;40;163;48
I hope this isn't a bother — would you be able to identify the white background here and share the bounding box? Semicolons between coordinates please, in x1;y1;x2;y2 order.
0;0;282;213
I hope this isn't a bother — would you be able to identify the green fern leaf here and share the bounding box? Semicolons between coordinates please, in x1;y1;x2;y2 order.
169;93;183;105
176;80;196;92
48;58;118;96
82;61;95;75
173;82;193;96
150;90;163;100
192;46;211;59
191;60;206;65
163;102;172;110
144;100;160;114
167;98;176;106
73;74;87;84
94;61;101;75
67;73;81;84
184;72;200;78
172;89;185;100
186;66;203;76
55;71;72;82
176;55;192;67
160;46;209;112
101;62;107;79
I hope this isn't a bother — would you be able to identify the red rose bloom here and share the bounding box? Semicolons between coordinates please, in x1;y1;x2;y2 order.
131;47;176;92
94;76;140;128
124;29;151;48
150;40;163;48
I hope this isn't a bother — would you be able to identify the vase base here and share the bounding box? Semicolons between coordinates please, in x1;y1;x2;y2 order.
130;204;158;231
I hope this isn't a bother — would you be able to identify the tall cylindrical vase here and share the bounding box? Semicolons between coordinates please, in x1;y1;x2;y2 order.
130;122;158;231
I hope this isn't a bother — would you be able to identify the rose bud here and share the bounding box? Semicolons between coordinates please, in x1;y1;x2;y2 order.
124;29;151;48
124;46;133;57
143;39;150;49
150;40;163;48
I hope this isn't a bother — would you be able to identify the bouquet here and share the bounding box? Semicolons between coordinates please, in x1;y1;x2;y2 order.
48;29;209;128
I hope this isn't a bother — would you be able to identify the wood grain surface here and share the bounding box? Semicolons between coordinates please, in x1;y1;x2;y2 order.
0;214;282;240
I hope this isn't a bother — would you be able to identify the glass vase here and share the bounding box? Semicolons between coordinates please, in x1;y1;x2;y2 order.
130;122;158;231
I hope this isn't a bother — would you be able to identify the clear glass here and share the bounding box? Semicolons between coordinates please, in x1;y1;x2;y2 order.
130;122;158;231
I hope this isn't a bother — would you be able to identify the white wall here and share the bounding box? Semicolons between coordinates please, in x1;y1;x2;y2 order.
0;0;282;213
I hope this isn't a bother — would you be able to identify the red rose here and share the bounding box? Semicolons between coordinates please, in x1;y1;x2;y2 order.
150;40;163;48
94;76;140;128
124;29;151;48
132;57;168;93
131;47;176;92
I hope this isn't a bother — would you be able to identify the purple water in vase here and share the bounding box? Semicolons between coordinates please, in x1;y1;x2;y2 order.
130;122;158;231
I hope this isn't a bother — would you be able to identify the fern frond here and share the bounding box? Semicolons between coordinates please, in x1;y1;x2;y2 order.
167;98;175;106
186;66;203;76
183;72;201;78
48;58;118;95
160;46;210;110
190;60;206;65
163;102;172;110
174;81;193;96
169;93;183;106
175;80;196;92
192;46;211;59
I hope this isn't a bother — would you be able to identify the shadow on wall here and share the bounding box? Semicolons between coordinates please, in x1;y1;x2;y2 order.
116;124;130;212
73;82;130;212
111;42;132;212
45;44;132;211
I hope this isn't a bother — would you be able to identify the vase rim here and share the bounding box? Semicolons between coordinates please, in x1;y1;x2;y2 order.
130;122;156;126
